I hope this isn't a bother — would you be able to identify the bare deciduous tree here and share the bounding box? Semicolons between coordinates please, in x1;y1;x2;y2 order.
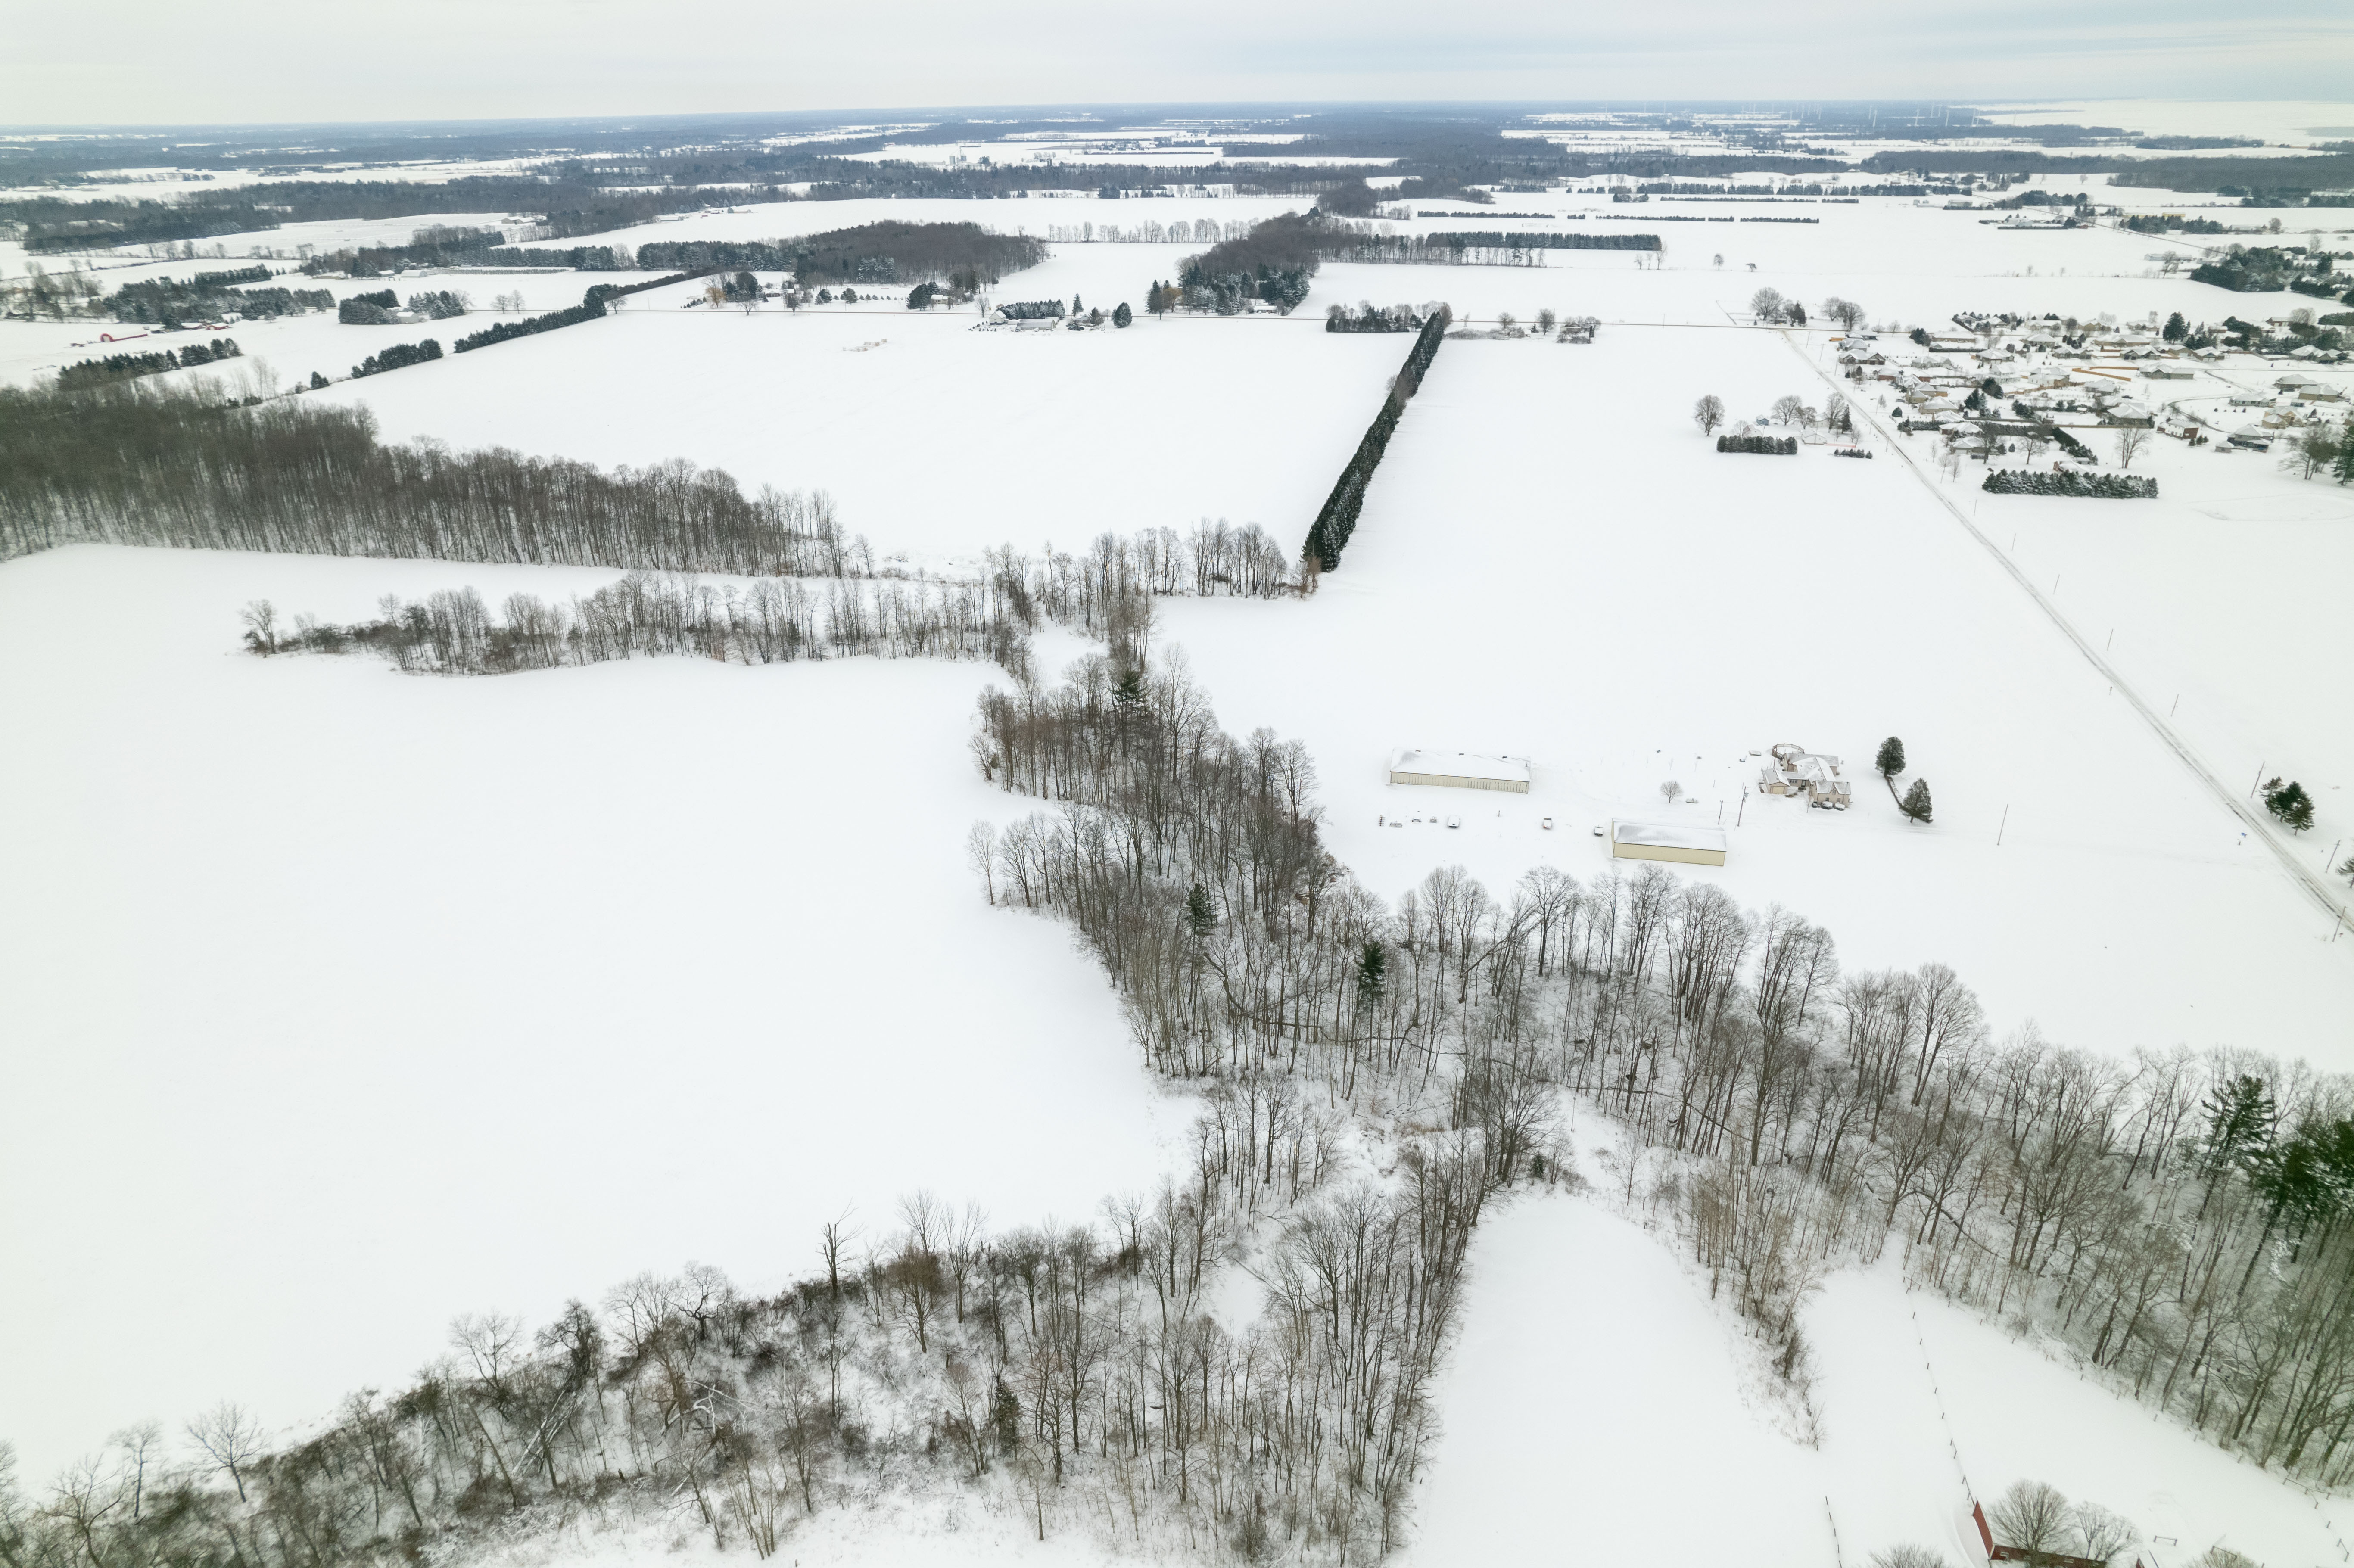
185;1403;265;1503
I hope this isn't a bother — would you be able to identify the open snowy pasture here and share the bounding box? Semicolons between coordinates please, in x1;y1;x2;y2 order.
0;544;1188;1483
1403;1179;2342;1568
1152;324;2353;1067
1856;377;2354;887
304;302;1406;561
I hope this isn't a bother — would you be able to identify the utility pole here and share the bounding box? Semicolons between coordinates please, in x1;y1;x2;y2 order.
1997;804;2008;847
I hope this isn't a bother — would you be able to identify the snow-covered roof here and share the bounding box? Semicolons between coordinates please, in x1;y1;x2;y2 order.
1613;821;1729;852
1390;750;1530;784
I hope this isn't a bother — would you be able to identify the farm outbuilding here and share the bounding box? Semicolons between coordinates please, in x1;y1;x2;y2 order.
1609;821;1728;867
1388;750;1531;793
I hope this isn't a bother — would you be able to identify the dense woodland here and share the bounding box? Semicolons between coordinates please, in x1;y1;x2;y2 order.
0;384;842;576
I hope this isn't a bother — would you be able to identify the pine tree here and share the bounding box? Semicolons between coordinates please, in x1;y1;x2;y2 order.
1876;736;1906;780
1112;667;1146;713
1112;302;1132;328
2163;311;2187;342
2199;1074;2278;1178
1183;883;1216;940
1355;940;1386;1003
1899;778;1933;824
2335;439;2354;486
2264;779;2315;831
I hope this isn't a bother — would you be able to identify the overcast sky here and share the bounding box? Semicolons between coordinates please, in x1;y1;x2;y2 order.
4;0;2350;128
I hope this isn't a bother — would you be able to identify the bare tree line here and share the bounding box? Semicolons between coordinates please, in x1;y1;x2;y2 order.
245;522;1299;685
1;383;859;577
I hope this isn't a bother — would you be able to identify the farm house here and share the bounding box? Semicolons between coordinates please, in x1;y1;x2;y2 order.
1388;750;1531;793
1609;820;1729;867
1760;743;1852;808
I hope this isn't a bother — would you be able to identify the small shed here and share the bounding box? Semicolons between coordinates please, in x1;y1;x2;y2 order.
1610;820;1728;867
1389;750;1530;793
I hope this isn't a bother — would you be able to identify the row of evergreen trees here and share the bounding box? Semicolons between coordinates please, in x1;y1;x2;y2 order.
349;340;441;379
1323;302;1424;333
453;294;607;354
1982;470;2158;498
1302;309;1451;572
55;338;242;392
1717;434;1798;454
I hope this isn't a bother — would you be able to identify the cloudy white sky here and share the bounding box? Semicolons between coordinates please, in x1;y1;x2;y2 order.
3;0;2350;126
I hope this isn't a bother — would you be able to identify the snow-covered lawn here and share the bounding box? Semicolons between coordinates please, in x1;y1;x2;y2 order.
1154;325;2352;1067
1406;1170;2342;1568
0;544;1187;1483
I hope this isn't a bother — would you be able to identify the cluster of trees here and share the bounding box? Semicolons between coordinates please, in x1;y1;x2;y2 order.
265;572;1030;676
1325;302;1427;333
339;289;470;326
1036;218;1253;245
350;339;442;379
2277;427;2354;484
1310;229;1660;270
1422;229;1657;254
1176;211;1321;313
0;382;850;576
1717;434;1798;454
337;289;399;324
996;299;1065;320
1749;287;1808;325
299;227;516;276
627;224;1046;288
9;173;746;254
973;631;2354;1494
2126;215;2227;235
106;270;332;327
1981;470;2158;499
1302;309;1451;572
1821;296;1868;332
452;295;606;354
55;337;241;392
2191;246;2347;300
2262;778;2316;832
407;290;469;320
261;520;1300;682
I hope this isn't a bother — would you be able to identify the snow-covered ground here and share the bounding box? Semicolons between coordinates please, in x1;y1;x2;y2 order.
1155;324;2352;1067
6;159;2354;1544
0;544;1190;1483
1407;1150;2345;1568
286;300;1405;563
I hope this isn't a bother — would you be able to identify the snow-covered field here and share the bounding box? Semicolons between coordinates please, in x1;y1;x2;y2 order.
1156;324;2351;1067
6;152;2354;1547
0;544;1190;1481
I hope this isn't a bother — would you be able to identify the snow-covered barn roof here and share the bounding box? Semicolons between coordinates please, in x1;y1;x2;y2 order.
1390;750;1530;785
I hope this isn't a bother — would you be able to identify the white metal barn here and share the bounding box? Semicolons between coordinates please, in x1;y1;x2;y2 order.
1388;750;1531;793
1610;820;1729;867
